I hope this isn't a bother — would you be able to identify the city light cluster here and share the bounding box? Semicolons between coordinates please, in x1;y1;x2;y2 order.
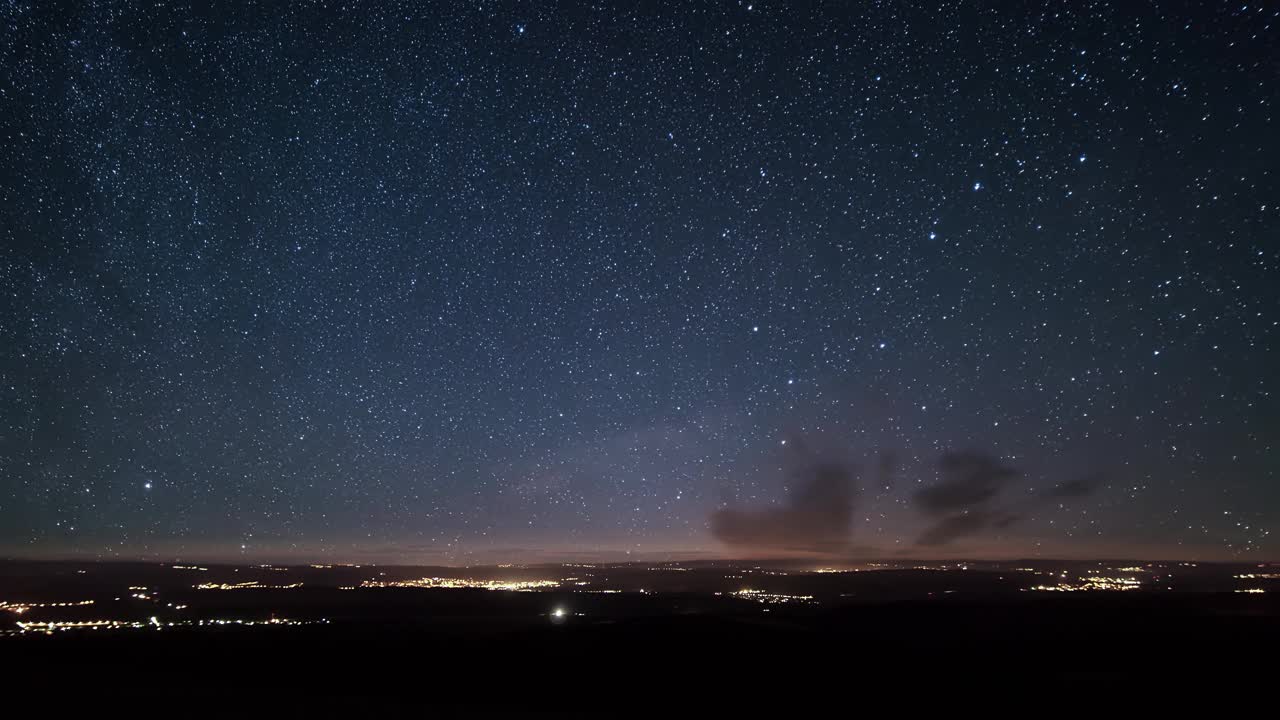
2;599;95;614
194;581;304;590
354;577;560;591
726;589;817;605
10;616;328;636
1028;576;1142;592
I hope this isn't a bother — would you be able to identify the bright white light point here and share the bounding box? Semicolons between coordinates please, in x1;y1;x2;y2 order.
143;482;152;490
929;232;937;240
780;440;787;445
552;607;566;618
878;342;886;349
1153;350;1160;356
973;181;983;191
787;379;794;385
1078;154;1086;162
752;326;759;332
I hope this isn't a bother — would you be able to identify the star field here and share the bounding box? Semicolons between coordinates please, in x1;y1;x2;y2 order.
1;1;1276;562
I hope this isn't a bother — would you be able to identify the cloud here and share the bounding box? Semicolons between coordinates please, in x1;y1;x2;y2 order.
710;444;1105;552
710;456;856;554
913;450;1019;547
918;512;991;546
913;452;1108;546
1044;474;1105;499
914;451;1019;516
875;451;897;492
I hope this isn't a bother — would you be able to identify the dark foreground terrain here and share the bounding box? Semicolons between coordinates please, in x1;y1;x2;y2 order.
3;559;1276;705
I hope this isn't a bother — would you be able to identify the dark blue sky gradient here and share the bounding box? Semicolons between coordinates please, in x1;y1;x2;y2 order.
1;1;1275;563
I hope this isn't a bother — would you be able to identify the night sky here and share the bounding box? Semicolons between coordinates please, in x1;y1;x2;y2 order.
2;1;1276;564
